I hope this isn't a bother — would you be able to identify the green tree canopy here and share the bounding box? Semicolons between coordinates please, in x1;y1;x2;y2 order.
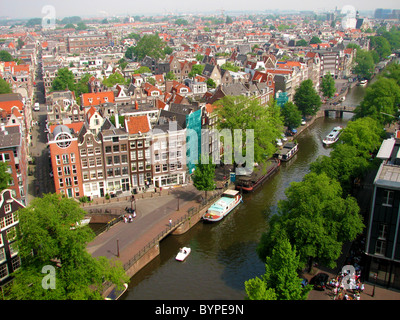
370;36;392;60
103;72;129;88
51;68;75;92
131;34;166;61
246;238;312;300
354;77;400;123
295;39;308;47
320;72;336;98
310;36;322;44
0;78;12;94
281;101;302;129
188;64;205;78
353;50;375;80
5;194;128;299
0;50;13;62
215;96;283;164
192;156;216;200
257;172;364;271
293;79;321;117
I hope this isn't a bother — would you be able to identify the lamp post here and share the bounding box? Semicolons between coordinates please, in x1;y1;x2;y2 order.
177;193;180;211
117;239;120;257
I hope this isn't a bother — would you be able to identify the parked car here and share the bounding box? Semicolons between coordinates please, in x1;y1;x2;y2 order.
301;118;306;125
310;273;329;291
34;102;40;111
301;278;309;288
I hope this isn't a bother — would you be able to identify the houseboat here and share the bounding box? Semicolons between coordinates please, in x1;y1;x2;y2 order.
202;190;242;222
234;159;280;193
273;142;298;162
322;126;343;146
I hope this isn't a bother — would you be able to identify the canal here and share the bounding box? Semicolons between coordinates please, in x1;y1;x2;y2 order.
121;82;368;300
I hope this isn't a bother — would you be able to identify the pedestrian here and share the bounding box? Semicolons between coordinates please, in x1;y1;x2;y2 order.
124;215;127;223
128;214;132;223
133;210;136;218
169;218;172;228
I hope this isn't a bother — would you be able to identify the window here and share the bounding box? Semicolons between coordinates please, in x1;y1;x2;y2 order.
63;166;71;176
155;165;161;173
114;156;120;164
56;155;61;165
72;165;77;175
138;161;144;171
121;155;128;164
107;156;113;166
62;154;69;164
107;168;113;177
375;240;387;256
378;224;388;240
59;178;64;187
70;153;75;163
138;150;143;159
121;144;127;152
105;146;112;153
5;203;11;213
65;177;72;187
114;167;121;176
383;190;394;207
113;145;119;153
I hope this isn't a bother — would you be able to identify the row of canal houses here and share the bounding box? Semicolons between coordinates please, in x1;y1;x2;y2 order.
47;87;216;200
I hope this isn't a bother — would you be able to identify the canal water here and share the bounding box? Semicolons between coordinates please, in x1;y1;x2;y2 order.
122;83;368;300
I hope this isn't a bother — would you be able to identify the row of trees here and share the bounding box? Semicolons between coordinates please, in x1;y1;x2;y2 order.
245;61;400;300
245;115;385;299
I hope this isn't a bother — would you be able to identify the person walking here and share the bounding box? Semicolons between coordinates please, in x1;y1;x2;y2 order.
169;218;172;228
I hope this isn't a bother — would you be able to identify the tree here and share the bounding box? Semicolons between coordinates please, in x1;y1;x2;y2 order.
188;64;205;78
320;72;336;98
221;62;239;72
192;156;216;201
103;72;128;88
5;194;128;299
257;172;364;272
246;238;312;300
165;71;176;80
51;68;75;92
0;78;12;94
370;36;392;61
293;79;321;117
338;117;384;157
133;66;151;74
0;162;11;191
206;78;216;88
310;144;369;194
354;77;400;123
295;39;308;46
309;36;321;44
353;50;375;80
281;101;302;129
215;96;283;164
125;46;135;60
131;34;166;61
175;18;188;26
0;50;13;62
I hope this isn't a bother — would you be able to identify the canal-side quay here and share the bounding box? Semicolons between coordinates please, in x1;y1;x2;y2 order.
85;183;231;296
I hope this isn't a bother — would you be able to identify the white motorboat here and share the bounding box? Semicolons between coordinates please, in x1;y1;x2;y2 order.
176;247;191;261
358;79;368;86
70;217;91;230
323;126;343;146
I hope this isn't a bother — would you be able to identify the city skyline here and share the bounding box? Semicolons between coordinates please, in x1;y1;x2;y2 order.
0;0;399;19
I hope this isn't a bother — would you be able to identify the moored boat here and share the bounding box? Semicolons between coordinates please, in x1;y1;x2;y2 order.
234;159;280;193
202;190;242;222
322;126;343;146
358;79;368;86
273;142;298;162
105;283;128;300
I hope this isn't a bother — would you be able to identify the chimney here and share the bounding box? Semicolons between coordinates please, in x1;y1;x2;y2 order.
135;100;139;110
115;114;119;128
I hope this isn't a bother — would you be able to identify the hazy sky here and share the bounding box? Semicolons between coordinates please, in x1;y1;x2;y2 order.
1;0;399;19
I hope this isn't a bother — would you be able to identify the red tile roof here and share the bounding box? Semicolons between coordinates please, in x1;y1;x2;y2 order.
81;91;115;107
125;115;151;134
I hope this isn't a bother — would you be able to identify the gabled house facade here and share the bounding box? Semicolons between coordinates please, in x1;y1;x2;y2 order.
0;189;24;287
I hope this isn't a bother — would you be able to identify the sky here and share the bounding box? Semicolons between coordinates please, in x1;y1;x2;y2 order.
0;0;399;19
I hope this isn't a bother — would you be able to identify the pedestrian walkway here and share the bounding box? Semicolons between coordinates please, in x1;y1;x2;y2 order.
86;184;211;268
